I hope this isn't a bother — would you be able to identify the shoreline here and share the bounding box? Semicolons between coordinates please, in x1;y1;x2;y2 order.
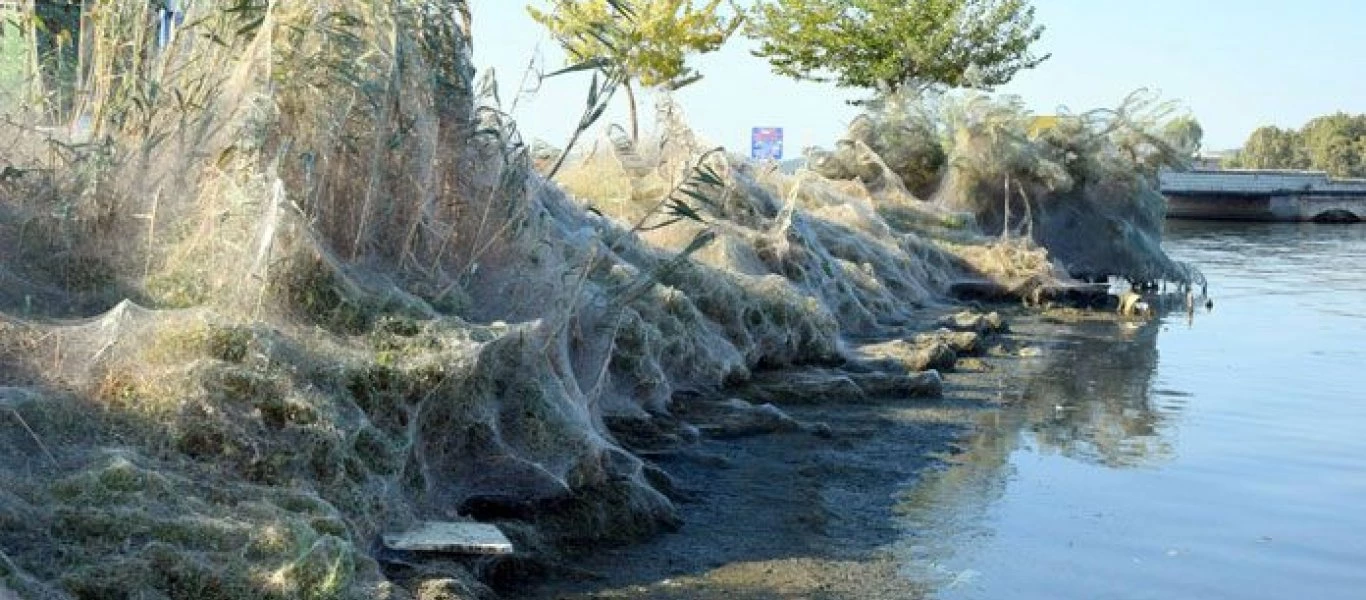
0;16;1206;595
504;304;1091;599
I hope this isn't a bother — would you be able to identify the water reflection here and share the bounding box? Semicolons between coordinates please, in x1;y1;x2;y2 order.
894;222;1366;599
893;318;1179;589
1023;322;1173;469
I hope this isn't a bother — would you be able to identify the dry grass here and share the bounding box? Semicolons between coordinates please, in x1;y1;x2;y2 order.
553;140;675;223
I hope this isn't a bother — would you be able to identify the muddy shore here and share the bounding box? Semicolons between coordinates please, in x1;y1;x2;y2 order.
502;306;1089;600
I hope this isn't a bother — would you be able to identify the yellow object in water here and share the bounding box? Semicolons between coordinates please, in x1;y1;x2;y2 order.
1118;291;1152;317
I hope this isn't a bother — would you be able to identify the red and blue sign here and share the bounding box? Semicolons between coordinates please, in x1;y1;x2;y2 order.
751;127;784;160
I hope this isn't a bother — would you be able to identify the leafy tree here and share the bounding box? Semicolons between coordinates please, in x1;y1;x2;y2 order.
1161;116;1203;159
527;0;742;142
746;0;1047;96
1227;115;1366;177
1298;113;1366;177
1226;126;1301;170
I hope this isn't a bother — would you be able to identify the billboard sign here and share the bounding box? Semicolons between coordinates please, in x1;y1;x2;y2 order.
751;127;784;160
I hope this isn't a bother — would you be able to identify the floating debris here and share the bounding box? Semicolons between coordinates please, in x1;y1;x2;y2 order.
382;521;514;555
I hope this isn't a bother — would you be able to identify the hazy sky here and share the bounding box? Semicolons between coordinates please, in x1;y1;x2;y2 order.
470;1;1366;156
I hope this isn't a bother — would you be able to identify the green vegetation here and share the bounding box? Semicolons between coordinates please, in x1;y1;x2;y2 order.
1225;112;1366;177
32;0;81;107
746;0;1047;95
1161;115;1204;159
527;0;742;141
0;13;27;100
1227;126;1302;170
0;0;84;114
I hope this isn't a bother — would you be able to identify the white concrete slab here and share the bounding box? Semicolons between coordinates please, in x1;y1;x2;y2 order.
382;521;514;555
1161;169;1366;195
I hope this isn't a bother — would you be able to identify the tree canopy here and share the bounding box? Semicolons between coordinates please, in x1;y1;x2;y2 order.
1228;126;1304;170
1161;116;1204;159
1225;113;1366;177
745;0;1048;95
528;0;742;140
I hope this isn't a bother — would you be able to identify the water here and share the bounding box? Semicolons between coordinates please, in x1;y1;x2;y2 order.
896;222;1366;600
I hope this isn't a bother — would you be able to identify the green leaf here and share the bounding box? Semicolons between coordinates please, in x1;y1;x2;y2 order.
678;229;717;256
665;73;704;91
694;164;724;187
585;101;611;125
236;16;265;38
665;197;705;222
606;0;637;19
638;217;684;232
546;57;613;78
586;71;600;109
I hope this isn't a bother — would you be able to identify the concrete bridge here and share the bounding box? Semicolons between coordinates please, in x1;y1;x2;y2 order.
1160;169;1366;222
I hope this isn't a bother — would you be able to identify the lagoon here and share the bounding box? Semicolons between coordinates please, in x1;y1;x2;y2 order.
898;221;1366;600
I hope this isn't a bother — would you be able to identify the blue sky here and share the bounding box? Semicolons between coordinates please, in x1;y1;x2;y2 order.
470;0;1366;156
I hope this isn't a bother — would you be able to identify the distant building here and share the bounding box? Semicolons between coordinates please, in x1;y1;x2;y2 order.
1190;149;1237;170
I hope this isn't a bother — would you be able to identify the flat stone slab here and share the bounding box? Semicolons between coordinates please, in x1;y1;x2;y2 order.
382;521;514;555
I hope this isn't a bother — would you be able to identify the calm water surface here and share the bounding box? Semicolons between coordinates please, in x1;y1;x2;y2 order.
896;222;1366;599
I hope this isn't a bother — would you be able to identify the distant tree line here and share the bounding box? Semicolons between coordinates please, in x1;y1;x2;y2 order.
1225;113;1366;177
